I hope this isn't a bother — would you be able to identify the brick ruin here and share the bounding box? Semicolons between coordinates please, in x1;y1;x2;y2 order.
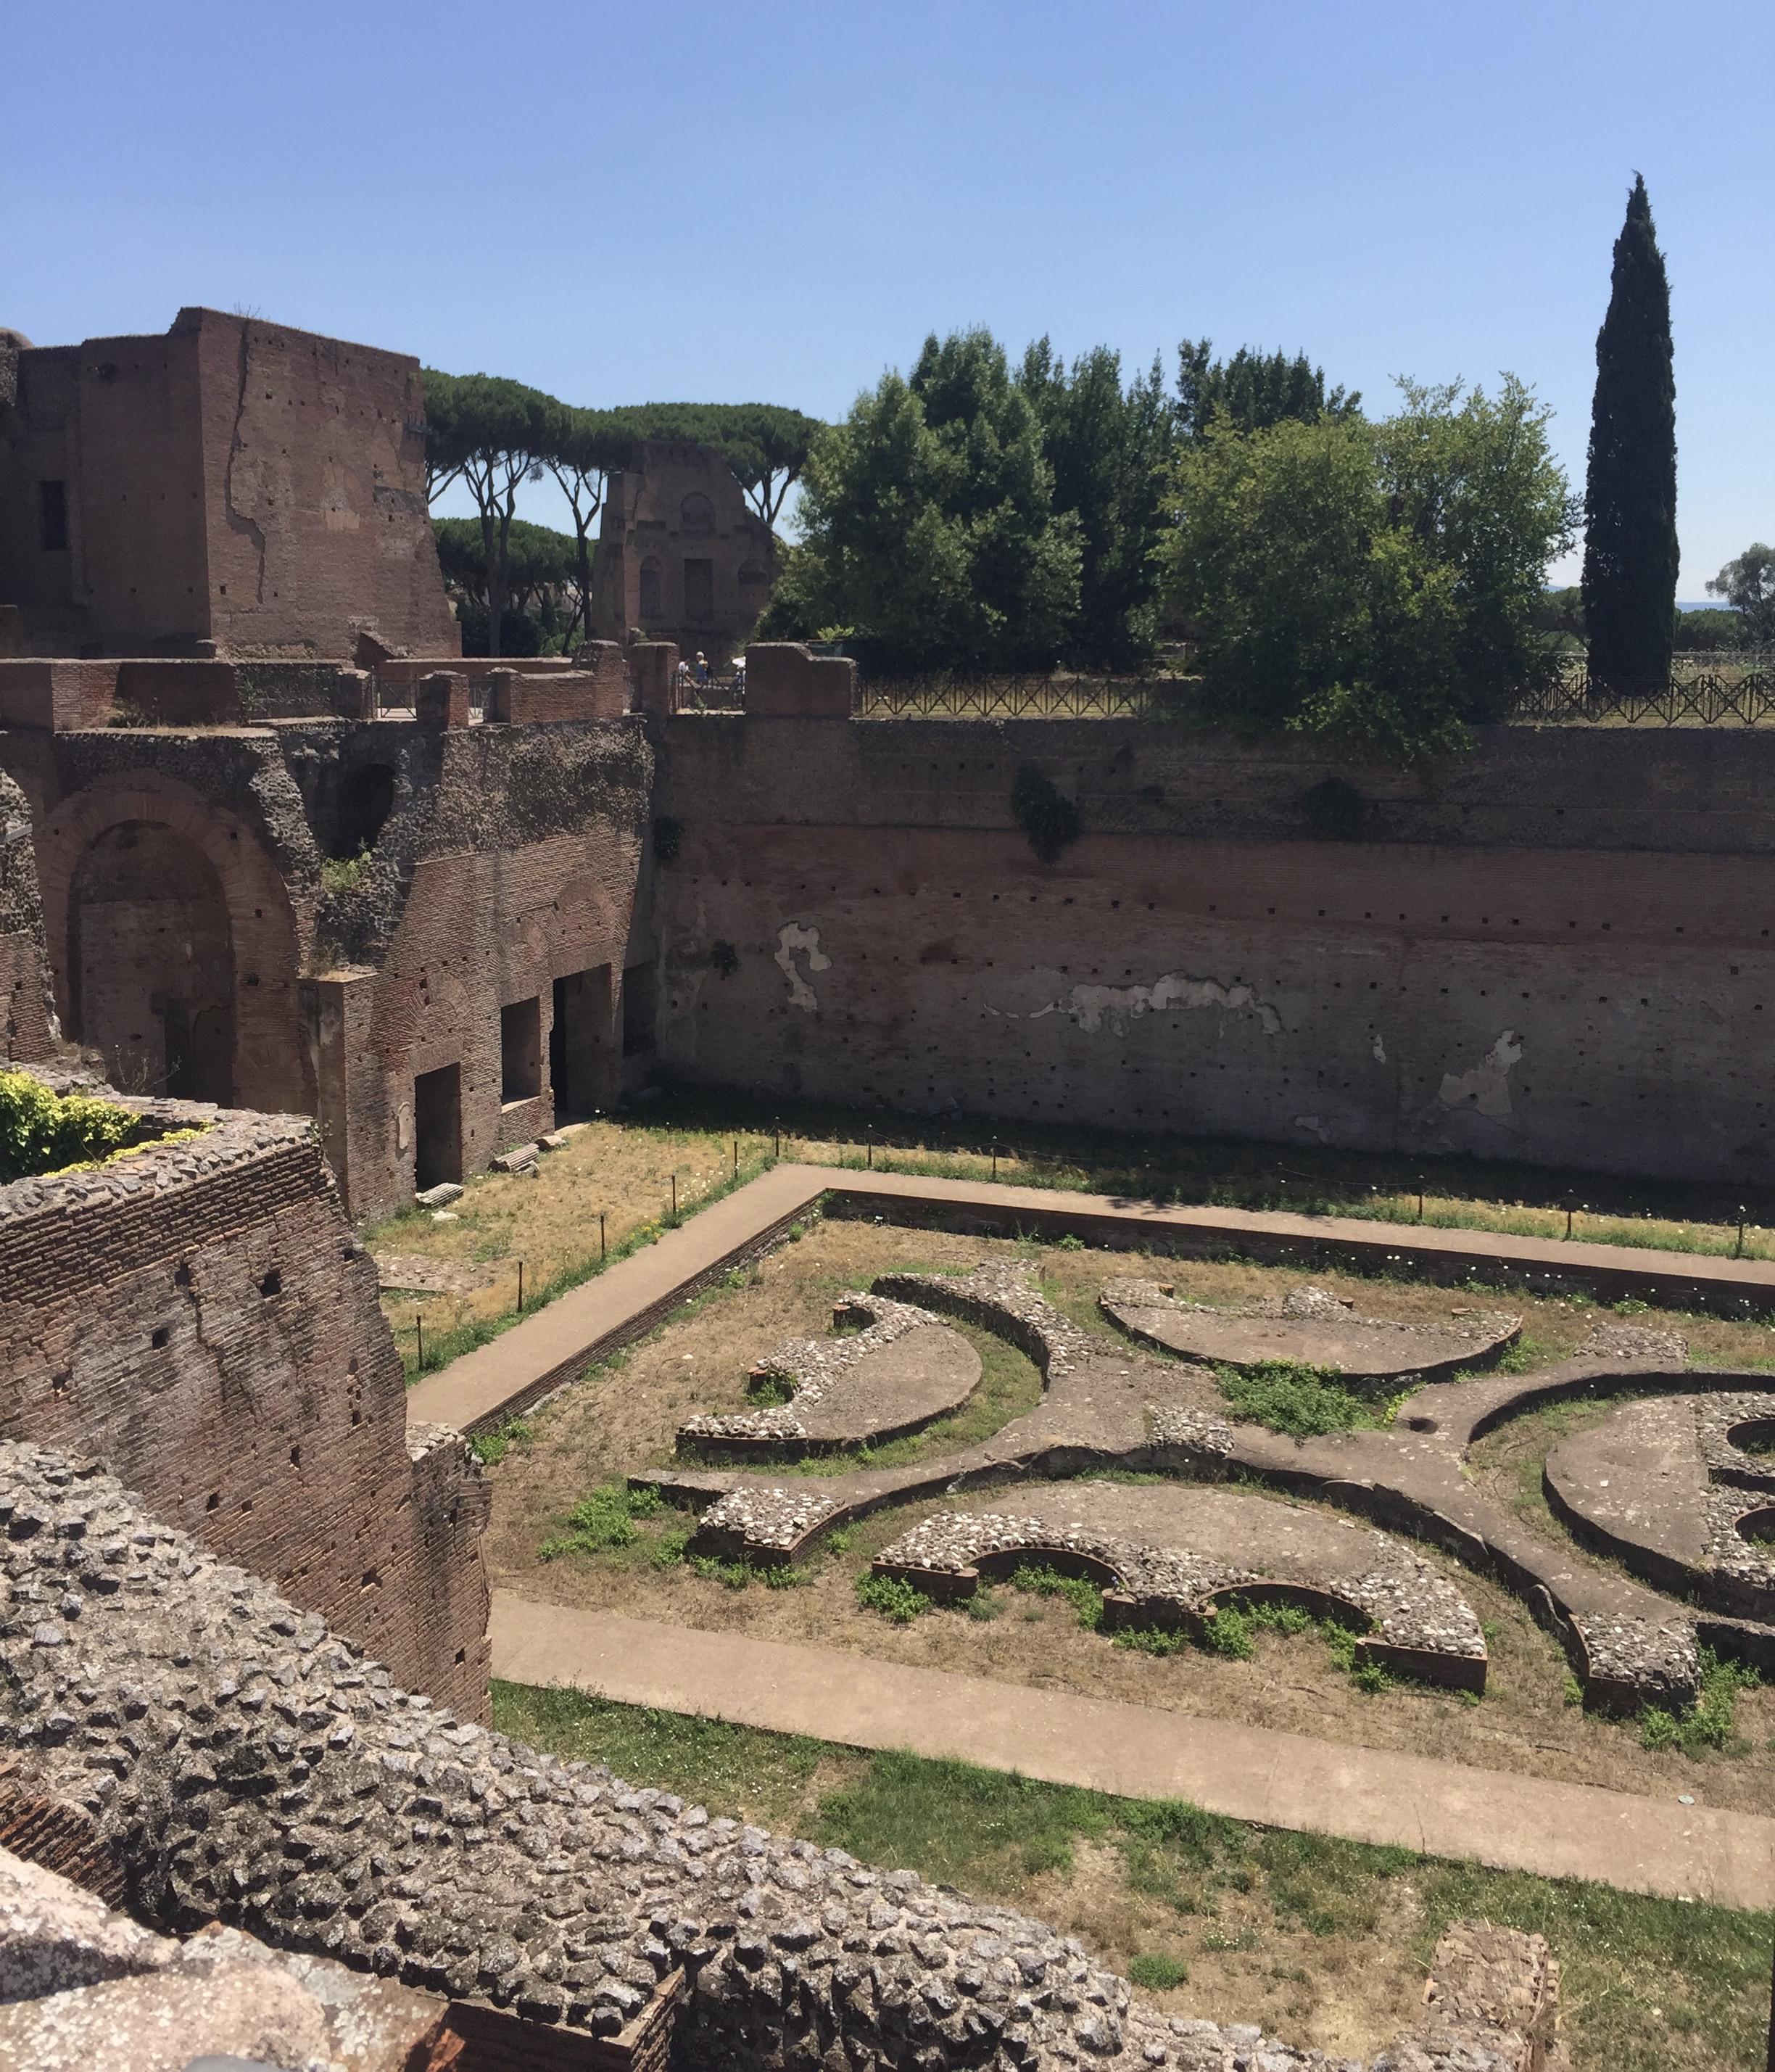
1;304;1760;2063
0;1086;488;1720
589;437;773;661
0;308;458;661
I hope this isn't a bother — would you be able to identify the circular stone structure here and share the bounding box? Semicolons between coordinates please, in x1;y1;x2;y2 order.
679;1292;980;1456
1101;1277;1519;1384
874;1480;1488;1688
1545;1389;1775;1620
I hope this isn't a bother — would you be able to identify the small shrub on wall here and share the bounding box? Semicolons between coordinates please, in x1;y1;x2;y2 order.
1011;767;1081;864
0;1072;138;1182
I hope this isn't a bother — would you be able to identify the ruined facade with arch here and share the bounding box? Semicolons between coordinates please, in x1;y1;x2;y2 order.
588;437;774;659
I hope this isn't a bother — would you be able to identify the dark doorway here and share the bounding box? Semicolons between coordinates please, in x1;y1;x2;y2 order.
683;558;715;623
621;962;657;1057
500;996;542;1103
331;764;397;859
550;965;612;1119
413;1063;463;1190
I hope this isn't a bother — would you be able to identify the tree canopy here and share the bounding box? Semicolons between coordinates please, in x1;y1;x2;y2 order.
763;329;1083;674
1706;544;1775;647
1017;341;1172;670
422;371;555;656
1175;341;1361;442
422;372;822;650
1581;175;1678;689
1163;377;1574;762
603;402;823;545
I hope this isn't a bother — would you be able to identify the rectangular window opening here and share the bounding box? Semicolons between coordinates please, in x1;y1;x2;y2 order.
39;479;69;553
413;1062;463;1190
500;996;542;1104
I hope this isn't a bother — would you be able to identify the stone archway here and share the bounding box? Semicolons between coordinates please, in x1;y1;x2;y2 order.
67;821;236;1099
36;772;311;1115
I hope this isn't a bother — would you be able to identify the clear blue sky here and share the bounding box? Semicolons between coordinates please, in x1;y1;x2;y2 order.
11;0;1771;595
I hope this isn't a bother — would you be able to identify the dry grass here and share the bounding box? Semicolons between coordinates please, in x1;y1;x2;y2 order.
362;1103;1775;1380
483;1220;1775;1817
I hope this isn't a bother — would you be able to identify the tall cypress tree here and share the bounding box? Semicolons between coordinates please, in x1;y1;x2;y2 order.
1581;175;1678;688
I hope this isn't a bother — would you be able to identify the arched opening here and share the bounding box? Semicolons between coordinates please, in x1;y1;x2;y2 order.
679;493;714;537
737;560;769;587
67;821;235;1102
638;556;663;622
331;763;396;860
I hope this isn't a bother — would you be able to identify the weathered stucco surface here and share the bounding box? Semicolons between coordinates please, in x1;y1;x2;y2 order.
652;717;1775;1184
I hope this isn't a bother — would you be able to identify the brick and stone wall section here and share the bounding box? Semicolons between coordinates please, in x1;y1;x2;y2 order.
0;1095;489;1718
0;767;58;1062
0;1440;1553;2072
650;717;1775;1187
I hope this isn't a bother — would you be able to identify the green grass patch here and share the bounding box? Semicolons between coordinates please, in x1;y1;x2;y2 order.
1640;1651;1760;1754
1215;1359;1392;1439
1126;1951;1189;1989
856;1572;935;1624
495;1682;1775;2071
539;1478;663;1560
1006;1562;1105;1630
470;1415;532;1466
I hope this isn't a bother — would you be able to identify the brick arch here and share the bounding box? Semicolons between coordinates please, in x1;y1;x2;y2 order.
35;771;312;1115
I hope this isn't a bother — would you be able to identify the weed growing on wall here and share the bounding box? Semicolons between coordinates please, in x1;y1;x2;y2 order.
1010;766;1082;864
0;1071;147;1182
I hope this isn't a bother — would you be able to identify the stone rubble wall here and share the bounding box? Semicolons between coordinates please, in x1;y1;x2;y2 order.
0;1442;1557;2072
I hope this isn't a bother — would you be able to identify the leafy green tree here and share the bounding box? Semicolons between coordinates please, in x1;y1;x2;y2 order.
769;330;1081;672
1175;341;1360;442
1581;175;1678;688
1017;342;1172;669
423;371;555;657
1164;379;1573;763
1705;544;1775;647
1677;606;1750;653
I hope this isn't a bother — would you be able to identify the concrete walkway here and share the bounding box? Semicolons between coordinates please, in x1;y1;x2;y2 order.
493;1594;1775;1909
405;1165;826;1432
407;1161;1775;1436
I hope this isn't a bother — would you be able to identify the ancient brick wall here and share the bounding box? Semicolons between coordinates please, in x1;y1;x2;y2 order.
189;309;459;661
0;310;458;661
0;1103;488;1716
0;329;210;657
650;717;1775;1186
303;717;653;1217
0;768;57;1062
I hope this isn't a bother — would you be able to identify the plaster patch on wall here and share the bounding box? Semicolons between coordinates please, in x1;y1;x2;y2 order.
1294;1115;1331;1142
1371;1031;1387;1063
1011;970;1284;1038
775;922;831;1013
1439;1030;1524;1120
